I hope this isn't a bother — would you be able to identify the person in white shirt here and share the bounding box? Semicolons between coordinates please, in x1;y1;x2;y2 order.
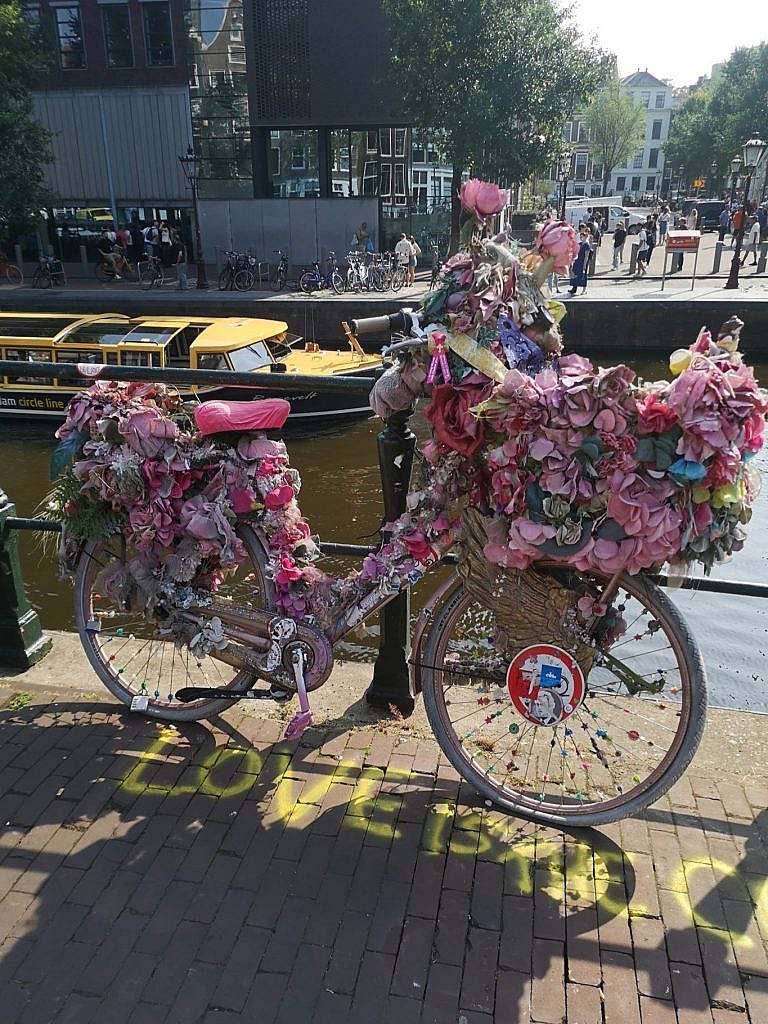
740;216;761;267
394;233;412;275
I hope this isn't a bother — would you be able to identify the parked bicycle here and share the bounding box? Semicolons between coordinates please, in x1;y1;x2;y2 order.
0;255;23;286
32;254;66;289
95;245;138;284
270;249;289;291
138;254;164;290
299;251;344;294
218;250;254;292
345;251;369;292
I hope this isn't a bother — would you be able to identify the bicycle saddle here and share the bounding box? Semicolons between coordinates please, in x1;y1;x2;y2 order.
194;398;290;434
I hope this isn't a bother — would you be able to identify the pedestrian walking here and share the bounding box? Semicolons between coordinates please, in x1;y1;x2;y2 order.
129;222;144;263
685;206;699;232
740;216;760;266
171;230;188;289
644;215;656;267
568;226;591;295
717;206;730;243
143;220;159;258
116;223;131;251
635;224;649;276
658;206;671;242
407;235;421;286
612;220;627;270
394;232;412;281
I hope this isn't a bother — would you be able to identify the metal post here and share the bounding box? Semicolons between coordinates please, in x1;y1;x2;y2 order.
712;240;724;274
191;174;208;290
0;489;51;669
97;93;120;234
366;408;417;715
628;242;639;275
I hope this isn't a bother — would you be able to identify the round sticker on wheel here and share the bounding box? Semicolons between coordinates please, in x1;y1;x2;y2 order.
506;644;585;727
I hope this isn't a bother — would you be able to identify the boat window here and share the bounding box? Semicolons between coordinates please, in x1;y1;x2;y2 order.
229;342;272;372
121;351;163;367
197;353;228;371
55;350;103;364
2;347;53;384
168;326;203;365
0;318;78;338
61;322;129;346
121;326;179;346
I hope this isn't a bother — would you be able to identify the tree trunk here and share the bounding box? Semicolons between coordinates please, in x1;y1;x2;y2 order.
602;172;611;197
449;161;464;255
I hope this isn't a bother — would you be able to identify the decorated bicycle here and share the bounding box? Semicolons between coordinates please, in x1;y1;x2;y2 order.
47;179;767;826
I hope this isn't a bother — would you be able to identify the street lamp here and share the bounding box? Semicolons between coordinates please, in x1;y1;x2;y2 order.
710;161;718;198
677;165;685;202
725;136;766;290
557;150;573;221
178;145;208;290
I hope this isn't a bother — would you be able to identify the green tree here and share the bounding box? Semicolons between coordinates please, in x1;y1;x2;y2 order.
0;3;54;247
666;44;768;189
382;0;607;250
586;75;646;196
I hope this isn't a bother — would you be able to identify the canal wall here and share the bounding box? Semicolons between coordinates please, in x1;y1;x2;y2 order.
2;289;767;354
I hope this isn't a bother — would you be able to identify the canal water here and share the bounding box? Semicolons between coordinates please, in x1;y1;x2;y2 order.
1;355;766;712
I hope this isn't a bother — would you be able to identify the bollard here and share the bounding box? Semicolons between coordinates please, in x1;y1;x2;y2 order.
712;241;724;274
79;245;89;275
757;242;767;275
13;245;23;275
0;489;51;669
366;407;417;715
628;242;639;275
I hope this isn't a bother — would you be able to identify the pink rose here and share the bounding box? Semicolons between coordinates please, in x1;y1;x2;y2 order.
264;484;294;510
425;381;490;458
460;178;509;218
636;392;678;435
742;410;765;453
401;530;434;563
535;221;580;274
275;557;303;587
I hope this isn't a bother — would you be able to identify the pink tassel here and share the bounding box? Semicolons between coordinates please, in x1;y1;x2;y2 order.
426;332;451;385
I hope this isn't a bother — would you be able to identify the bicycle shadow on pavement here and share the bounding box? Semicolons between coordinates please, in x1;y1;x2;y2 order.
0;696;653;1023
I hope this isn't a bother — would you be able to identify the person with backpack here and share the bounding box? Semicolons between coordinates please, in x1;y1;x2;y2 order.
143;221;159;258
612;220;627;271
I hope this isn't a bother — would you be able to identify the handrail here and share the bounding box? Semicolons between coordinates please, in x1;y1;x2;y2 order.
0;360;380;396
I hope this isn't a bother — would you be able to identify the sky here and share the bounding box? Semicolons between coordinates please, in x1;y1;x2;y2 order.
572;0;766;87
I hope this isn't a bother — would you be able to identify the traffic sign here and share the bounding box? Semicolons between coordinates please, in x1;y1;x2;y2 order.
693;178;706;189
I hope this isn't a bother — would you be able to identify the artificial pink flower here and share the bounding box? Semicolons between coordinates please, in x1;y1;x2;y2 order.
636;392;678;435
460;178;509;218
401;531;433;563
275;557;303;587
229;488;258;514
425;381;490;458
264;484;295;510
535;221;580;274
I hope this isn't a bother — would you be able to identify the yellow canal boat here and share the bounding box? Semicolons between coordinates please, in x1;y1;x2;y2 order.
0;312;381;423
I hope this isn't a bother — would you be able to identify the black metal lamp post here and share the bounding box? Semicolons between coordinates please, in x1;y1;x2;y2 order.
725;136;766;290
558;150;573;221
710;161;718;198
178;145;208;290
677;165;685;203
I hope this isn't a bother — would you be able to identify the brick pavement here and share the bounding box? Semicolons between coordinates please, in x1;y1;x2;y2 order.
0;694;767;1023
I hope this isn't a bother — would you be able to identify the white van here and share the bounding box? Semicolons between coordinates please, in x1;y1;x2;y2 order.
564;198;646;234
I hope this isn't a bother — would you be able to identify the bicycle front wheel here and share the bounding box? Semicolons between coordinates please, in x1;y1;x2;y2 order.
5;265;23;286
139;264;157;290
391;267;406;292
299;272;316;294
235;269;254;291
331;270;344;295
419;567;706;827
74;525;273;721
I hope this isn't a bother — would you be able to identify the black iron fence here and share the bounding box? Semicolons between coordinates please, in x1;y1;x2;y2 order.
1;359;767;716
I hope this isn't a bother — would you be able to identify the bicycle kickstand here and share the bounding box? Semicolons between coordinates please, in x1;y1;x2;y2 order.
284;646;313;740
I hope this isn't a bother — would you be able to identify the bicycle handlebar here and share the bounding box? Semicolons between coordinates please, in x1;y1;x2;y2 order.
349;309;426;337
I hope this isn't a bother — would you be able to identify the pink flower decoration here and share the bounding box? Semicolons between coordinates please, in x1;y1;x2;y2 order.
636;393;678;435
229;488;258;514
401;530;433;563
264;484;295;510
460;178;509;218
535;222;580;274
275;557;303;587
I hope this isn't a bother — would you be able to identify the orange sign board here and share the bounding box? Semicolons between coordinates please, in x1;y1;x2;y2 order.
666;231;701;252
693;178;706;189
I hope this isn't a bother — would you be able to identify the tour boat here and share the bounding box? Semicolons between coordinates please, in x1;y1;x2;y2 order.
0;313;380;423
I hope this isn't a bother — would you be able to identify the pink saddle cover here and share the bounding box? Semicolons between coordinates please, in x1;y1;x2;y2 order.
194;398;290;435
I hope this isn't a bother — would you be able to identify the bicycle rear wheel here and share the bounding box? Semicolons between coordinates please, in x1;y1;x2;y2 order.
5;265;23;286
235;269;254;291
331;270;344;295
299;272;317;294
419;567;706;827
139;264;158;290
74;525;273;721
271;267;286;291
391;267;406;292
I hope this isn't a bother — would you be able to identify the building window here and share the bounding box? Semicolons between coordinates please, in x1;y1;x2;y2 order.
379;164;392;197
590;184;602;197
228;44;246;65
54;5;85;69
269;129;318;198
640;91;650;108
379;130;392;157
631;176;641;192
574;153;588;181
413;169;428;208
394;164;406;203
394;128;406;157
655;92;665;109
648;148;659;169
651;119;662;140
102;4;133;68
572;185;585;196
362;160;378;196
591;162;603;181
291;143;306;170
366;131;377;153
563;121;572;143
616;176;626;191
632;150;644;169
143;1;173;67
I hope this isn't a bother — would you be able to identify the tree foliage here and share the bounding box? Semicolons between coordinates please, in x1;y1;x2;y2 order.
666;44;768;187
586;75;646;196
382;0;608;248
0;2;54;245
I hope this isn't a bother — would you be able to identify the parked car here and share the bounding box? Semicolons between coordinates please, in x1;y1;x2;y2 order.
680;199;726;232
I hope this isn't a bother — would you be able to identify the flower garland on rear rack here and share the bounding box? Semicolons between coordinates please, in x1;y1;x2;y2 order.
49;179;767;659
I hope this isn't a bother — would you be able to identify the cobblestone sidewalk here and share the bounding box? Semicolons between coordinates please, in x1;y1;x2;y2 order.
0;693;767;1024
